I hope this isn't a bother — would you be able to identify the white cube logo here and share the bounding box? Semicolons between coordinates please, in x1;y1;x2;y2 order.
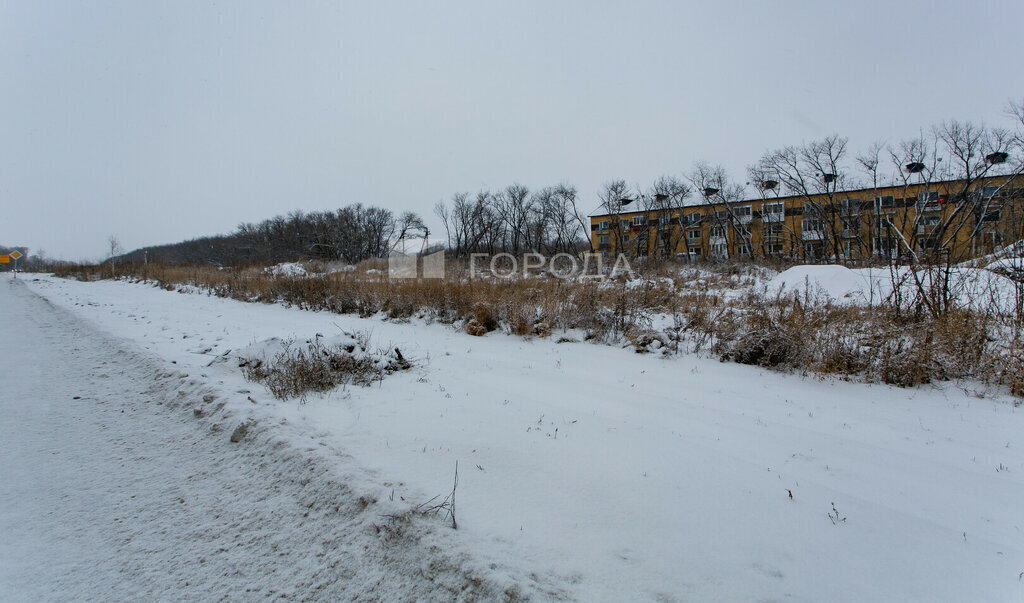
388;250;444;279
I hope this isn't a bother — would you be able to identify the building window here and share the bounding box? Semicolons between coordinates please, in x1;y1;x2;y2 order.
710;224;726;238
982;186;999;199
916;191;940;213
686;212;701;225
632;215;647;226
802;218;822;232
841;198;861;215
598;235;610;247
598;220;609;232
762;202;784;222
687;229;701;241
621;234;630;244
767;243;784;255
620;219;630;230
737;243;750;256
875;195;895;211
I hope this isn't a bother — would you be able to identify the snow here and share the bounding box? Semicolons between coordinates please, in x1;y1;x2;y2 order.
987;257;1024;272
263;261;310;277
0;277;562;600
7;273;1024;601
769;264;1022;313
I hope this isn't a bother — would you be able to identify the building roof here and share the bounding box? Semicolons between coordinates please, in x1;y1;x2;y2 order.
587;174;1022;219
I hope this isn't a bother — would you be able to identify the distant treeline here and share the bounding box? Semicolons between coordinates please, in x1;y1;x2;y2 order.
120;204;431;267
120;182;593;267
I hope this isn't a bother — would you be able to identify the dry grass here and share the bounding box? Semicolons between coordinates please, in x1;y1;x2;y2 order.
55;259;1023;398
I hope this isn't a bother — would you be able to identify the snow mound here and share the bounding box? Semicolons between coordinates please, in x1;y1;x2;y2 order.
987;257;1024;272
768;264;1021;313
768;265;888;304
263;262;309;277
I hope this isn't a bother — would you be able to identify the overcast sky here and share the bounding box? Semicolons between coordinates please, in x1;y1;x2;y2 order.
1;0;1022;260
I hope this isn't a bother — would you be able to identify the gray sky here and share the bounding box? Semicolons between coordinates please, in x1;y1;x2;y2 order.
2;0;1022;260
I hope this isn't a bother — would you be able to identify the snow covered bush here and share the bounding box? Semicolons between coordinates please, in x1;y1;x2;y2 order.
239;333;411;400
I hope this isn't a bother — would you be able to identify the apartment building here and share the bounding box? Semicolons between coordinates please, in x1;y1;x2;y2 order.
590;175;1023;262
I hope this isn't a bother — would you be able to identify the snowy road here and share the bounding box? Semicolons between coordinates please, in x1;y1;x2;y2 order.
0;277;548;601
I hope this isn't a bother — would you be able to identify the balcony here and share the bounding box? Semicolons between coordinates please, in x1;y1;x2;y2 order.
842;229;858;238
762;212;784;223
916;224;939;235
802;230;823;241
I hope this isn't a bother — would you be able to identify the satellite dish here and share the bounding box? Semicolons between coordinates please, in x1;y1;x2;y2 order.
986;151;1009;165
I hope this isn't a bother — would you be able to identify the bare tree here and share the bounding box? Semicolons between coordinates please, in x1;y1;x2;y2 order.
107;235;123;277
755;135;849;262
597;180;635;256
392;211;428;254
645;175;692;260
688;162;748;260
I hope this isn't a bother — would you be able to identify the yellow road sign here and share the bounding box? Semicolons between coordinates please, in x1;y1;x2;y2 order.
0;255;9;263
8;251;22;260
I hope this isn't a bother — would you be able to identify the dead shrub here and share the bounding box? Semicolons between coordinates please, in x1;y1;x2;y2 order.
464;319;488;336
724;329;801;367
241;335;411;400
471;302;498;332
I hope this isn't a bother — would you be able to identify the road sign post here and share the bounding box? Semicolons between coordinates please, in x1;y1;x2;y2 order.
8;251;22;277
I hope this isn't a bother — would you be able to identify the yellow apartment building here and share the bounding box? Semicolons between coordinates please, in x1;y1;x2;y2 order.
589;175;1023;263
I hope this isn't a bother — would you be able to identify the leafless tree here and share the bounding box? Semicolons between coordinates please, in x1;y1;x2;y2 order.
597;179;635;255
688;162;748;260
755;135;849;262
107;235;123;277
643;175;692;260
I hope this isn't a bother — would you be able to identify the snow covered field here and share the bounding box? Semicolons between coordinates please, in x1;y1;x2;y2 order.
4;273;1024;601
